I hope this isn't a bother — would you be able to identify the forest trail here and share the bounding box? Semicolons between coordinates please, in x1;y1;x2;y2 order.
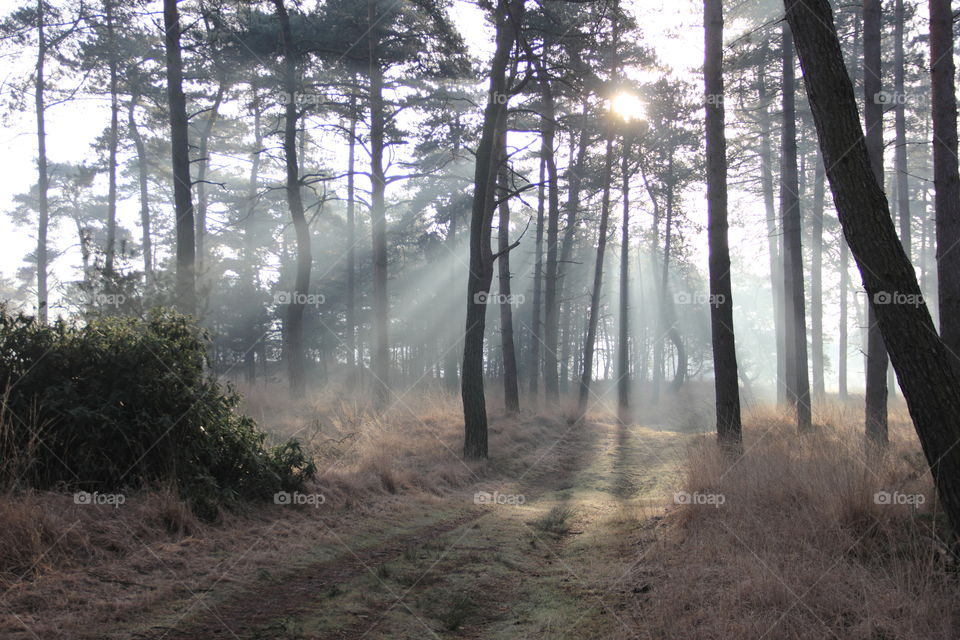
132;417;691;640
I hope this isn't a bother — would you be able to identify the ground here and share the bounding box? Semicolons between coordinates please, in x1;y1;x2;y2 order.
1;413;690;640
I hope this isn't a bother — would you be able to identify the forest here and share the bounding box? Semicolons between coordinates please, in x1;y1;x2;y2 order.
1;0;959;637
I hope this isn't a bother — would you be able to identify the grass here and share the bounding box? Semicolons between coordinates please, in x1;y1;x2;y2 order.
622;400;960;640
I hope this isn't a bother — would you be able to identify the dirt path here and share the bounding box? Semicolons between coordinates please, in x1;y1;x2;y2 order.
127;417;689;640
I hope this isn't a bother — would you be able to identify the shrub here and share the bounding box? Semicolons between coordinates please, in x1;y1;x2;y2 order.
0;307;314;516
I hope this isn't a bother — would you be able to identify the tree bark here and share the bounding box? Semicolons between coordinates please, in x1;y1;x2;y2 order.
103;0;119;278
786;0;960;537
864;0;888;446
163;0;196;316
127;95;152;285
617;135;632;419
497;149;520;413
894;0;910;257
811;154;825;399
34;0;49;323
930;0;960;358
462;0;520;459
528;151;546;397
346;93;358;375
273;0;311;398
780;26;812;431
705;0;741;447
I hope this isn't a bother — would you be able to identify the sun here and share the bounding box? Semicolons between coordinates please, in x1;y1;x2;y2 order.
610;92;646;121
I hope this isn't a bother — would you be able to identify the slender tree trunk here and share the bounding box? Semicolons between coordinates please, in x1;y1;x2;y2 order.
786;0;960;538
498;150;520;413
346;95;358;375
103;0;119;278
462;0;520;459
163;0;196;315
368;0;390;406
528;152;546;397
705;0;741;447
195;78;226;281
839;238;848;399
780;26;811;431
757;66;785;405
864;0;888;446
243;88;263;384
617;135;632;419
577;121;616;418
128;95;152;285
894;0;911;257
273;0;311;398
930;0;960;357
811;154;826;399
540;81;561;400
34;0;48;323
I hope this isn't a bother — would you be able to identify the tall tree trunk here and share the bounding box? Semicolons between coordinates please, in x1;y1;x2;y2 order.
528;151;546;397
103;0;119;278
617;135;632;419
34;0;48;323
540;81;562;400
894;0;911;257
273;0;311;398
786;0;960;538
163;0;196;315
497;150;520;413
864;0;888;446
462;0;520;459
577;120;616;418
758;67;786;406
346;94;358;375
243;87;263;384
368;0;390;406
195;78;226;282
780;26;811;431
128;95;152;285
705;0;741;447
839;238;848;399
811;154;826;399
930;0;960;357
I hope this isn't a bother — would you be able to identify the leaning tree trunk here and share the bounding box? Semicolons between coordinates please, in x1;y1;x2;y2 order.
273;0;311;399
163;0;196;316
863;0;888;446
780;26;811;431
930;0;960;358
704;0;741;447
462;0;521;459
785;0;960;537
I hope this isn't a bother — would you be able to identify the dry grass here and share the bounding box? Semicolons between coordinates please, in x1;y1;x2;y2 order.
622;402;959;640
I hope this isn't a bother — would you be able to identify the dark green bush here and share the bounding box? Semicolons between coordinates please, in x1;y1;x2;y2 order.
0;308;314;515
